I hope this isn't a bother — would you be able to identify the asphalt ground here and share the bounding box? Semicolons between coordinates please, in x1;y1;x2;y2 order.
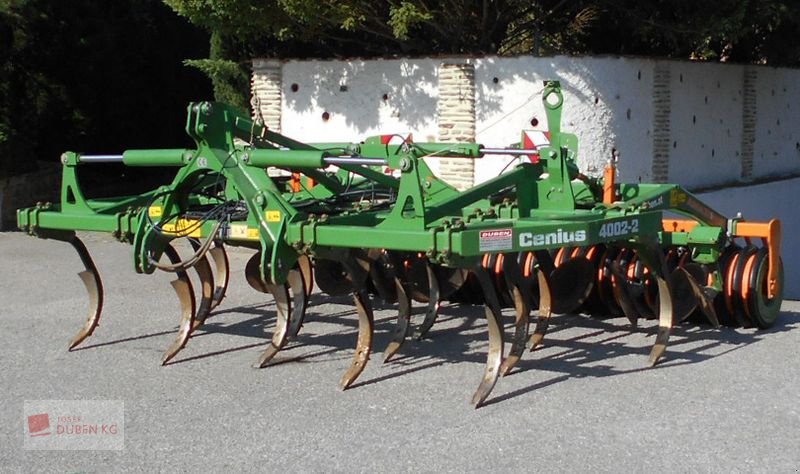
1;231;798;472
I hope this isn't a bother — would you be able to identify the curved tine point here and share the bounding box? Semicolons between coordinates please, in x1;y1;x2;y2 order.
297;254;314;298
287;269;309;339
648;276;673;366
208;245;230;310
471;267;505;408
640;246;673;367
192;254;215;330
66;235;104;351
254;283;292;368
500;258;530;376
161;244;197;365
414;263;441;340
68;269;104;350
383;278;411;363
161;278;196;365
340;289;374;390
528;269;552;351
679;267;721;328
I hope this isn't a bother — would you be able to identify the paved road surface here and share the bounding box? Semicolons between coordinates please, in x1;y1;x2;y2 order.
1;232;798;472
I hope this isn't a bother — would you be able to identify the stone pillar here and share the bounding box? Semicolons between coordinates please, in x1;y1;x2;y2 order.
437;63;476;190
740;67;758;180
651;62;671;183
251;59;283;132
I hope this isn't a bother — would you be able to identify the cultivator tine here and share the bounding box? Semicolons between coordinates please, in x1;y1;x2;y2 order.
253;281;292;368
189;244;215;330
66;235;104;351
414;262;441;340
609;261;640;327
296;254;314;298
286;268;309;338
471;266;505;408
636;245;674;366
383;277;411;363
207;243;230;310
161;243;197;365
243;252;297;368
340;256;375;390
678;267;721;328
499;257;530;376
528;268;553;351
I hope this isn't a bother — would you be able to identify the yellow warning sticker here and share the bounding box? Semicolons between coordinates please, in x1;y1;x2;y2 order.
230;224;248;239
265;210;282;222
669;190;687;207
148;206;163;217
161;219;201;238
230;224;260;240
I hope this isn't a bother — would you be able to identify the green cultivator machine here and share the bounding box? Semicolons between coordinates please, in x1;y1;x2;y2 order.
18;81;783;407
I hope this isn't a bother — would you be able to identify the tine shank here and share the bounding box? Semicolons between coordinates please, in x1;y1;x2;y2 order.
207;244;230;310
253;282;292;368
500;256;530;375
161;244;197;365
471;266;505;408
528;269;553;351
414;262;441;340
287;269;309;338
66;236;104;350
383;277;411;363
679;267;721;328
191;253;215;330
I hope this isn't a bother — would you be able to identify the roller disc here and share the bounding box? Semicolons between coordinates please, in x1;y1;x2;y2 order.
432;265;468;299
580;245;611;316
668;267;698;323
447;271;485;305
487;253;514;308
518;251;541;308
745;248;783;329
549;257;594;314
314;258;357;297
366;249;398;303
597;246;623;317
714;244;741;327
403;254;431;303
731;246;757;327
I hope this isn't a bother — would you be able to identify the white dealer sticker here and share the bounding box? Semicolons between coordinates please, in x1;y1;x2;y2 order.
479;229;513;252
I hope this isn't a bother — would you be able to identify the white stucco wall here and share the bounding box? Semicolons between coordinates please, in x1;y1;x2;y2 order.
752;67;800;178
260;55;800;189
668;62;745;188
472;56;654;184
278;58;449;176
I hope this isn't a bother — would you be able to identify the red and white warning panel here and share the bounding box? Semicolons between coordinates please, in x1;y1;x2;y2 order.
521;130;550;163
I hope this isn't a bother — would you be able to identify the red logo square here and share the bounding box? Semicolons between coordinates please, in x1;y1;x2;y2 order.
27;413;50;437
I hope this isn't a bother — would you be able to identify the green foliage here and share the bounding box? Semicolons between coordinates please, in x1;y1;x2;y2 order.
164;0;800;65
388;2;433;40
185;58;249;109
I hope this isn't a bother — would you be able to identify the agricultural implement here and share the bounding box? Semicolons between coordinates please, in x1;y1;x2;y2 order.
17;81;783;407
